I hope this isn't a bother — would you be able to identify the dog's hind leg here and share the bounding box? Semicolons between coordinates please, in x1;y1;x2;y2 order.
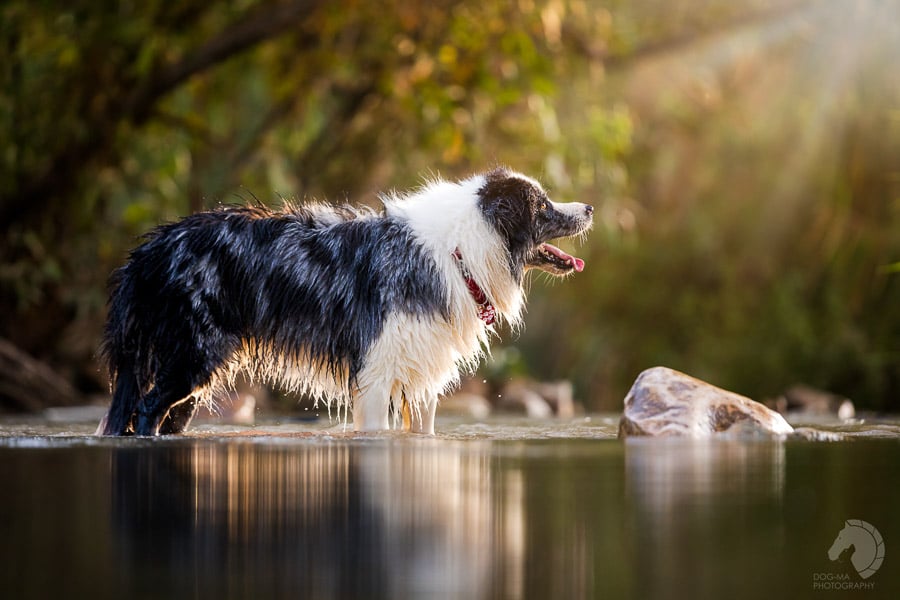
98;362;141;435
133;375;195;436
134;327;237;434
158;396;199;434
133;358;210;435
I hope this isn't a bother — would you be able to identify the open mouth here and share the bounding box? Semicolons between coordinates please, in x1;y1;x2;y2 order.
530;242;585;275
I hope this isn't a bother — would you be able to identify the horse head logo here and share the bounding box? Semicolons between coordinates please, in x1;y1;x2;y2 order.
828;519;885;579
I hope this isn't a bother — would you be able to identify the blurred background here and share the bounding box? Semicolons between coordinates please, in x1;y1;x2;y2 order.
1;0;897;415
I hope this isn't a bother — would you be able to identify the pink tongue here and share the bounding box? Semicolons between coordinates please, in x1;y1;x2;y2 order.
573;257;585;272
543;243;585;272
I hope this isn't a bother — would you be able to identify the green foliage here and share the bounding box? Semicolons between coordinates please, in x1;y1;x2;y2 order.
1;0;897;410
512;0;900;410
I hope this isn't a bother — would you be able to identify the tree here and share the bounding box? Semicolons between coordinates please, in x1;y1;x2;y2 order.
1;0;897;412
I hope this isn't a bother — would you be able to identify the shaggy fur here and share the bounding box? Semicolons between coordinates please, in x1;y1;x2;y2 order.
98;167;593;436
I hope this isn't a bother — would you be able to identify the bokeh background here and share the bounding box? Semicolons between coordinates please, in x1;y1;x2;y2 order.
1;0;898;413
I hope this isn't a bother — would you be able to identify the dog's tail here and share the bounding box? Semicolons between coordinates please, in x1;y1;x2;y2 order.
97;265;145;436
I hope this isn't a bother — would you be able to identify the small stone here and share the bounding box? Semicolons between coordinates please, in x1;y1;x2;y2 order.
496;382;553;418
789;427;845;441
438;392;492;419
534;380;576;419
618;366;794;438
195;391;256;425
775;384;855;419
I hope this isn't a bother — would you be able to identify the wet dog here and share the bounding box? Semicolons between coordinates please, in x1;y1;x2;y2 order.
98;167;593;435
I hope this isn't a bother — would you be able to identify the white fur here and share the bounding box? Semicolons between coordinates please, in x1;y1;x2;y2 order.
211;173;535;434
348;175;529;433
383;175;525;323
548;198;584;220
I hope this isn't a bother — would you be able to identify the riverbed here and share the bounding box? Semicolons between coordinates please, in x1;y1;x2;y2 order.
1;415;898;599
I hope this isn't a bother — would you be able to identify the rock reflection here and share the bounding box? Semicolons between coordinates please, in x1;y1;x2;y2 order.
110;440;521;597
625;439;788;597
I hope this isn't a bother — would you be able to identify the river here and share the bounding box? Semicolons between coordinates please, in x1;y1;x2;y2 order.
1;416;898;599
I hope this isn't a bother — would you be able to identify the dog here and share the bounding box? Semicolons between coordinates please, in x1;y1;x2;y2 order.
97;167;593;436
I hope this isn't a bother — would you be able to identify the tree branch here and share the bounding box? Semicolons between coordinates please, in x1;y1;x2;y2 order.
3;1;318;231
0;337;80;411
129;0;316;123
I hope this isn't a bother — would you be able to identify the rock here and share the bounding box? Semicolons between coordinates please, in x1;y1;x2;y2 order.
438;392;492;419
774;385;855;420
195;391;257;425
496;381;553;418
534;380;576;418
494;378;578;418
618;366;794;438
44;404;109;423
789;427;845;441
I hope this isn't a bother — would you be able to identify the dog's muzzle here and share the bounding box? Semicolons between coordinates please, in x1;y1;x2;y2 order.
527;202;593;275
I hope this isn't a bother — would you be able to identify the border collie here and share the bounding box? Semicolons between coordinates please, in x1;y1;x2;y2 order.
98;167;593;436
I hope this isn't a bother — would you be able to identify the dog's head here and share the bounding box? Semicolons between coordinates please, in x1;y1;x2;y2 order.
477;167;593;280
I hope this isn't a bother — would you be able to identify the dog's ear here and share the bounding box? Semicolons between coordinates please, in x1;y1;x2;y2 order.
478;170;533;222
477;170;536;254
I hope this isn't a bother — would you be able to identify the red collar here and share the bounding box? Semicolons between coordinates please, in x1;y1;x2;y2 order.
452;249;496;325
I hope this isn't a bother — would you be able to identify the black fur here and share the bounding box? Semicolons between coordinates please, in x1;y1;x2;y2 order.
99;168;592;436
478;167;590;276
100;204;446;435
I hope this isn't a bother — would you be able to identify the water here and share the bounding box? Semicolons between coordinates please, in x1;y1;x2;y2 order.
1;416;898;599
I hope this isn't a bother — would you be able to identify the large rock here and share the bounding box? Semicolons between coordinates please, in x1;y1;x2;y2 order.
618;366;794;438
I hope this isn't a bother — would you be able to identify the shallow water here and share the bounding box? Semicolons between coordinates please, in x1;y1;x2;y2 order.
1;415;898;599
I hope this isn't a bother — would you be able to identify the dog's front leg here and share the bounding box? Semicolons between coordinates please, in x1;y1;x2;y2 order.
406;396;437;435
352;380;392;431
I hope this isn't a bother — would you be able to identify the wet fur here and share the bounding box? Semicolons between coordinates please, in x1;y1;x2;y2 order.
98;167;592;436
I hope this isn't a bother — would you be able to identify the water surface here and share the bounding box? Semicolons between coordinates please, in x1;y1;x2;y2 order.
1;416;898;599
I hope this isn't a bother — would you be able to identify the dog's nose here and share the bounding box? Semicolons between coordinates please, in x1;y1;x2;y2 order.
585;204;594;216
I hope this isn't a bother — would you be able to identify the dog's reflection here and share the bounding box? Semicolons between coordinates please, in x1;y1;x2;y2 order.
111;440;513;597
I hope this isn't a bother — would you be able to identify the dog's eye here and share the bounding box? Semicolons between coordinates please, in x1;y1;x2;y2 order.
539;201;548;211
